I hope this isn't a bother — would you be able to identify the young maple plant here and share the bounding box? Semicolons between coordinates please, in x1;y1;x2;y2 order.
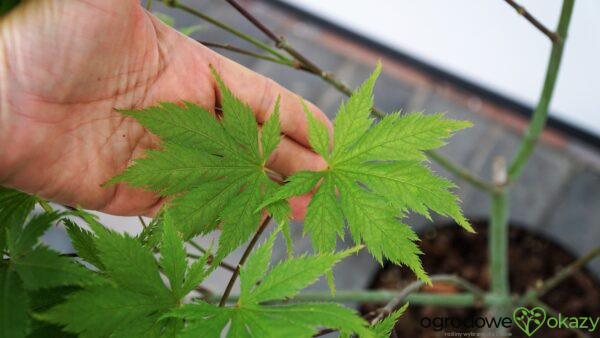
0;65;471;337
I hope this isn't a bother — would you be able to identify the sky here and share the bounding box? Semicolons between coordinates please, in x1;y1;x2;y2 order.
282;0;600;136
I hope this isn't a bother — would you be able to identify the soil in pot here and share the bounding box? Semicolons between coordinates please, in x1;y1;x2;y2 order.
361;222;600;338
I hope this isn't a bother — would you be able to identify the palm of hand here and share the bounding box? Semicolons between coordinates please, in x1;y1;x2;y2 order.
0;0;327;216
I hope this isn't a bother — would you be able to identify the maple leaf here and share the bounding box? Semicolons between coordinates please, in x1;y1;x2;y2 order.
107;67;286;261
1;210;102;338
0;187;37;235
38;213;213;337
371;303;409;338
165;227;373;337
261;63;472;283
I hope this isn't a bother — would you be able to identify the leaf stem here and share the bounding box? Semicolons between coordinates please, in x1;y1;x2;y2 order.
219;216;272;306
145;0;152;11
503;0;561;43
38;199;54;213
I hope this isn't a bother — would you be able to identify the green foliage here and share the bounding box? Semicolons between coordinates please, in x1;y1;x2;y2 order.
371;303;409;338
0;265;28;338
166;228;372;337
0;64;469;336
261;64;472;283
38;213;212;337
0;198;102;338
106;67;286;262
0;187;37;234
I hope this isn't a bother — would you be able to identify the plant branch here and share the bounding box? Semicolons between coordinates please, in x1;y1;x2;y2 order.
507;0;575;183
370;274;485;324
489;193;510;293
489;156;511;319
145;0;152;11
213;275;487;307
503;0;561;43
187;242;237;273
427;151;498;193
59;253;79;258
164;0;288;61
219;216;272;306
526;244;600;300
221;0;492;192
224;0;280;45
171;0;489;192
137;216;147;229
195;40;305;69
213;291;504;307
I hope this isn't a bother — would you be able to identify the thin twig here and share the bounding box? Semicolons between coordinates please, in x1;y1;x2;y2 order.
196;40;305;69
533;244;600;298
507;0;574;182
370;274;485;325
224;0;280;44
169;0;490;190
164;0;288;61
59;253;79;258
137;216;147;229
222;0;493;191
503;0;561;43
195;285;215;302
219;216;272;306
427;150;498;193
187;243;237;273
210;290;502;306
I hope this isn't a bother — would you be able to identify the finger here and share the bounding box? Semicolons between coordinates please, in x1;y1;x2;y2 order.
266;135;327;177
289;194;311;220
208;51;333;148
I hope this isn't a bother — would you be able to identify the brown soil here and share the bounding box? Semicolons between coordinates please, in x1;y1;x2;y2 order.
362;222;600;338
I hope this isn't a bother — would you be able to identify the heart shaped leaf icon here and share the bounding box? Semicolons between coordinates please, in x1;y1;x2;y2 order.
513;307;546;336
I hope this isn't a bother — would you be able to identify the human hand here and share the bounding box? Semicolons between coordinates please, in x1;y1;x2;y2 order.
0;0;330;217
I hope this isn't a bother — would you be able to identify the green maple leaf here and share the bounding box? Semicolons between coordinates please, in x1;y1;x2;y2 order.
0;265;28;338
0;188;37;237
165;227;373;337
6;212;103;290
260;63;472;283
1;211;101;337
371;303;409;338
38;213;213;337
63;219;104;269
107;67;286;261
